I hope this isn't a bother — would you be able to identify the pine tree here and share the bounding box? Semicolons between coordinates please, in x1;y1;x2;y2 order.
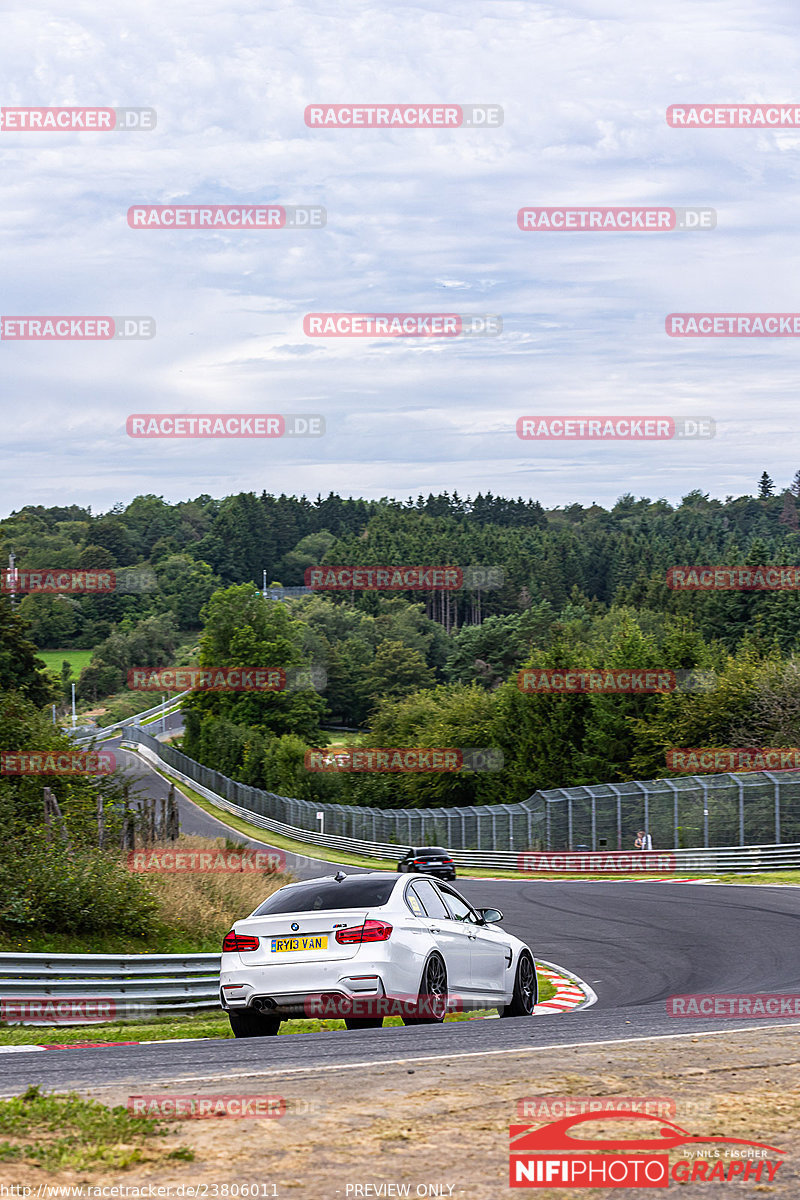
758;472;775;499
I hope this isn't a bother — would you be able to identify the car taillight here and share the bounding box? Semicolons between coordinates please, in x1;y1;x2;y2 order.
222;931;260;952
335;920;393;945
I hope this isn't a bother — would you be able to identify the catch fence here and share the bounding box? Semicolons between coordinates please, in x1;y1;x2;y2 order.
123;728;800;852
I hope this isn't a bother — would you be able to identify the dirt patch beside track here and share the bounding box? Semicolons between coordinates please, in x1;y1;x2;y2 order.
1;1025;798;1198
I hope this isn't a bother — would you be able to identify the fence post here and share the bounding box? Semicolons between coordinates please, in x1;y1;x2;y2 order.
698;777;710;847
763;773;781;844
663;778;679;850
590;789;597;851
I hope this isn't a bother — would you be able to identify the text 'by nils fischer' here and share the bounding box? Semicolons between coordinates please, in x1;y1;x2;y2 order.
127;205;325;228
305;103;502;127
126;414;324;437
517;417;715;439
0;107;156;130
303;313;501;337
1;317;154;340
518;206;715;231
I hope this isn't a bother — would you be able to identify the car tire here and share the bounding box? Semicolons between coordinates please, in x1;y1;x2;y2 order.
344;1017;384;1030
228;1008;281;1037
500;952;537;1017
402;953;448;1025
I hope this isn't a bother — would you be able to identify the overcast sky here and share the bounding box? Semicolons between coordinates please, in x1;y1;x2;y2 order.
1;0;799;516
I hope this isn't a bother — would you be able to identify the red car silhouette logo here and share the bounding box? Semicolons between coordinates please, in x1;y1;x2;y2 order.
510;1111;783;1155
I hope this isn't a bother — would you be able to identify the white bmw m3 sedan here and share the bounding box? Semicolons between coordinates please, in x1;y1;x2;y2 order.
220;870;537;1037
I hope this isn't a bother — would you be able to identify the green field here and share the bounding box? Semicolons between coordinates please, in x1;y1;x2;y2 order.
37;649;94;678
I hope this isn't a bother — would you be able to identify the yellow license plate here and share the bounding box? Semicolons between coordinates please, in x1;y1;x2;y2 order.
271;935;328;953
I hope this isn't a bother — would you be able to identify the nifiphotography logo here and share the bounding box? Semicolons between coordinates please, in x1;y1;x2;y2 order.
509;1111;784;1187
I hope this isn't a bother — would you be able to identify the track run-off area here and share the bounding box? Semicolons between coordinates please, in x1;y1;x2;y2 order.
1;734;799;1098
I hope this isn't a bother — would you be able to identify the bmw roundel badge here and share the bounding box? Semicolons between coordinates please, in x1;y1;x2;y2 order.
291;922;299;931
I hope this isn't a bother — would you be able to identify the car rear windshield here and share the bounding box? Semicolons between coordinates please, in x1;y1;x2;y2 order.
413;848;448;857
251;878;397;915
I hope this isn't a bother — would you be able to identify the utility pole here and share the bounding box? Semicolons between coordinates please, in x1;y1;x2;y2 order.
71;682;76;728
262;568;267;599
7;549;17;610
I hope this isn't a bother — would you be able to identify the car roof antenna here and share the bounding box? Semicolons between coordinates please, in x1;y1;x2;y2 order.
334;870;347;882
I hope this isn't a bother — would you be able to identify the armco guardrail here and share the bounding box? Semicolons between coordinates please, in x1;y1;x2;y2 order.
0;952;221;1023
122;727;800;852
71;691;191;744
127;737;800;872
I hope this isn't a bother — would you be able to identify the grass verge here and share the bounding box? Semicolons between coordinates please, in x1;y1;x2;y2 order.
0;1085;191;1171
0;974;558;1046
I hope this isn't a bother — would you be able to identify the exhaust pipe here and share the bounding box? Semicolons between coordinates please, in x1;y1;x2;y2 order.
253;997;277;1012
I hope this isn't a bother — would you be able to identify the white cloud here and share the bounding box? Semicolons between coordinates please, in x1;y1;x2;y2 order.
0;0;798;513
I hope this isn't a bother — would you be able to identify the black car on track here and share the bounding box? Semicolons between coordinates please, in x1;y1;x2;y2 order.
397;846;456;880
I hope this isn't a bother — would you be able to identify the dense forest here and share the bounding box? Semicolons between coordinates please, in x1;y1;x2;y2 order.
4;477;800;807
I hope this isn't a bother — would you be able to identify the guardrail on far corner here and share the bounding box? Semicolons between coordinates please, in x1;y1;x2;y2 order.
127;738;800;873
0;952;221;1024
70;690;191;744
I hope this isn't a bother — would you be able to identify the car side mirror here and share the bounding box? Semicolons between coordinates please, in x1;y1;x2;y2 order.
478;908;503;924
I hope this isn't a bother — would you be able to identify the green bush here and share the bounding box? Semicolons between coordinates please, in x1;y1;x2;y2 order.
0;844;157;936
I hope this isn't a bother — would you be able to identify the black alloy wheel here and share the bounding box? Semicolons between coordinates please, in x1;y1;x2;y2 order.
402;953;448;1025
500;952;537;1017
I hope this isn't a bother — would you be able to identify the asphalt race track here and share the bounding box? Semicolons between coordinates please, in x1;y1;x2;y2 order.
4;738;799;1095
